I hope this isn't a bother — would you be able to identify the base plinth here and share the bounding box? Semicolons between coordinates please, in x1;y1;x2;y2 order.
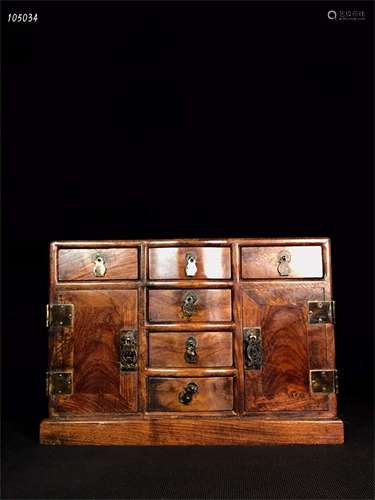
40;417;344;445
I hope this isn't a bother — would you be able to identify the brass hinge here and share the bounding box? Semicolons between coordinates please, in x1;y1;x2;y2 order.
46;304;74;329
308;301;335;324
46;371;73;396
309;369;338;394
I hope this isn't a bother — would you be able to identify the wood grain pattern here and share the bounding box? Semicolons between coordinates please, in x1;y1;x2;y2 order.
148;377;234;412
242;285;331;413
48;325;73;370
149;247;232;280
44;238;342;445
50;290;138;415
58;248;138;281
241;246;323;279
40;418;344;445
148;331;233;367
148;289;232;323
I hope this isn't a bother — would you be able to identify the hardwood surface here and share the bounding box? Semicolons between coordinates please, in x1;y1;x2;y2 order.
149;247;232;280
148;377;234;412
241;245;323;279
242;284;333;414
58;248;139;281
40;418;344;445
148;331;233;367
148;289;232;323
44;238;342;445
49;290;138;415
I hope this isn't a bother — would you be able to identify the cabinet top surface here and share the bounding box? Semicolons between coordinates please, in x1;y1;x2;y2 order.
51;237;330;247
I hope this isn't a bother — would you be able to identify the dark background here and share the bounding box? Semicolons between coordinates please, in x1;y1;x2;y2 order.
1;1;374;499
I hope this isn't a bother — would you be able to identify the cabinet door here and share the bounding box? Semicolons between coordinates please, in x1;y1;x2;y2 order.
49;290;138;415
242;284;336;415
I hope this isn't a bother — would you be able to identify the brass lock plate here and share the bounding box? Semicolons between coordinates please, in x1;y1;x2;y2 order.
119;330;138;371
47;304;74;329
308;301;335;324
309;369;338;394
47;371;73;395
244;327;262;370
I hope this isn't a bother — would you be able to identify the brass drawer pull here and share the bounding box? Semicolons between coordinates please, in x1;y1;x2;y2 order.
185;253;197;277
178;382;199;405
184;336;198;364
182;291;198;318
93;253;107;277
277;250;291;276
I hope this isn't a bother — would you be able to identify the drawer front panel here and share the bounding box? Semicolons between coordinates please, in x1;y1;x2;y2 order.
148;377;234;412
241;246;323;279
149;247;232;280
58;248;138;281
148;289;232;323
148;331;233;368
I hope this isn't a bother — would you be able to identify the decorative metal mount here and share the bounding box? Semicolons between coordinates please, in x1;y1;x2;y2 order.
244;327;262;370
46;304;74;329
184;336;198;364
182;291;198;318
119;330;138;371
308;301;335;324
178;382;199;405
277;249;291;276
310;369;338;394
185;253;197;277
93;252;107;277
46;371;73;396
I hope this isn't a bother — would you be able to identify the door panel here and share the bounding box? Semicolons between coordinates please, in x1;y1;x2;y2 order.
242;284;333;414
49;290;138;415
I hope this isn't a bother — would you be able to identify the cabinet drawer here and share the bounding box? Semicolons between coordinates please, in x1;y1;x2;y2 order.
58;248;138;281
148;331;233;368
149;247;232;280
148;377;233;412
241;246;323;279
148;289;232;323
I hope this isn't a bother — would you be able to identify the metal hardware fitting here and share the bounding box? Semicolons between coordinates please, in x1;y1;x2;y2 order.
46;371;73;396
309;369;338;394
93;252;107;277
184;336;198;364
185;253;197;277
182;291;198;318
46;304;74;329
178;382;199;405
244;327;262;370
277;249;291;276
308;301;335;324
119;330;138;371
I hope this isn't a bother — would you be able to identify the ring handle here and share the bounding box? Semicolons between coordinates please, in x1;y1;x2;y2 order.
184;336;198;364
178;382;199;405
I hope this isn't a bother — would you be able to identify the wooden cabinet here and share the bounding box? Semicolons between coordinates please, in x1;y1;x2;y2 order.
41;238;343;445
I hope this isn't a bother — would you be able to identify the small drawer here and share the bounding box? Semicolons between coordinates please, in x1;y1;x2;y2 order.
148;377;234;412
148;247;231;280
241;246;323;279
58;248;138;281
148;289;232;323
148;331;233;368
